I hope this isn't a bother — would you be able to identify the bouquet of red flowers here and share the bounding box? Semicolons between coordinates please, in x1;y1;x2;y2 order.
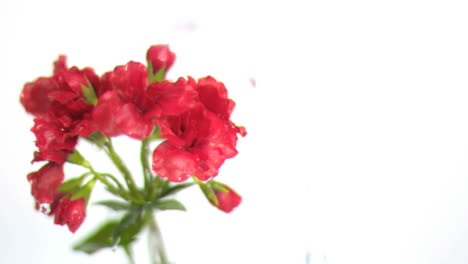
20;45;246;263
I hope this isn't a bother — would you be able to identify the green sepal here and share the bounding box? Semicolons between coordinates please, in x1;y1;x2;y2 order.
81;79;98;105
67;149;91;168
147;62;166;84
148;125;161;140
194;178;219;206
71;178;96;202
149;199;186;211
95;200;130;211
208;180;230;193
73;220;117;254
159;182;194;198
85;132;107;148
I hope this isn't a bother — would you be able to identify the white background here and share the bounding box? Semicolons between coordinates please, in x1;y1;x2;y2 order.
2;0;468;263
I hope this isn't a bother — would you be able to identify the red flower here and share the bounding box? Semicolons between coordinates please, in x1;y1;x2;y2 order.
93;63;197;139
27;162;64;205
22;56;100;163
21;56;101;118
92;62;152;139
197;76;246;137
54;196;86;233
146;45;176;75
211;185;242;213
152;76;245;182
153;106;239;182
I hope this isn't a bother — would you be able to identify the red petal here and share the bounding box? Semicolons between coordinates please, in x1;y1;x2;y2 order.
20;77;56;116
197;76;235;120
92;91;123;137
152;141;200;182
27;162;64;204
115;103;153;139
148;77;198;116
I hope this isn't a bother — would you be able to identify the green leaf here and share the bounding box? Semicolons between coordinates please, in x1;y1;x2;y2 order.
159;182;194;198
119;212;148;246
112;206;144;246
57;177;85;194
67;149;91;168
95;200;130;211
71;178;96;202
73;221;117;254
150;199;186;211
73;210;147;254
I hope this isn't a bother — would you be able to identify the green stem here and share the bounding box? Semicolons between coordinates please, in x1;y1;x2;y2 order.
149;212;169;264
123;244;136;264
99;173;126;193
104;138;144;202
141;138;152;199
88;167;128;200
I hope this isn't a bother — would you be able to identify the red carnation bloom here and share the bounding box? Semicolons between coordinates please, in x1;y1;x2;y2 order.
146;45;176;75
27;162;64;205
21;56;101;118
93;63;197;139
54;196;86;233
153;106;239;182
211;185;242;213
92;62;152;139
152;76;244;182
22;56;100;163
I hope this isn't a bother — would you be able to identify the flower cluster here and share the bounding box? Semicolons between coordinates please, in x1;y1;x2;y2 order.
21;45;245;234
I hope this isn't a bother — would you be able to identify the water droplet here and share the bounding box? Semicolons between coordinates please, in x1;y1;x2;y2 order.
39;203;51;214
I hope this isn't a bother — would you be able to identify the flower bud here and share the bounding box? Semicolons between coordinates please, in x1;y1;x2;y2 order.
146;45;176;76
54;196;86;233
209;182;242;213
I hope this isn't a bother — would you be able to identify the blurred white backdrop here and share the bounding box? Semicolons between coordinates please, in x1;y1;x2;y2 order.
2;0;468;263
